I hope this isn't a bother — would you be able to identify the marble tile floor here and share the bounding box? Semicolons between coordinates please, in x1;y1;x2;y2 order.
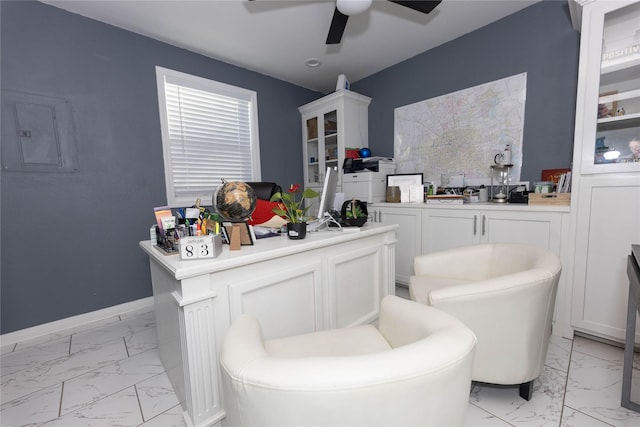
1;292;640;427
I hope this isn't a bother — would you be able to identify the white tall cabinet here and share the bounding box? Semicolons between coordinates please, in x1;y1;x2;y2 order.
569;0;640;343
298;90;371;197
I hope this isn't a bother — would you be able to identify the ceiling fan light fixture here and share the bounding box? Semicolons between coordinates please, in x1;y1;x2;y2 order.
336;0;372;16
305;58;322;68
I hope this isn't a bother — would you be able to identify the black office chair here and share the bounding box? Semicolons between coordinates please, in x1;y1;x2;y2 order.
245;182;282;201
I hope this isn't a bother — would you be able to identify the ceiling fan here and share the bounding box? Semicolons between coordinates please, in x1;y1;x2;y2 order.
326;0;442;44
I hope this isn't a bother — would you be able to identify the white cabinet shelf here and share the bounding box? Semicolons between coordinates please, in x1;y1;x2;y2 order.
597;111;640;129
600;56;640;79
597;115;640;134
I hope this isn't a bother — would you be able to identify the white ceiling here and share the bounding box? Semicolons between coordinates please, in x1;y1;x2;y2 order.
41;0;541;94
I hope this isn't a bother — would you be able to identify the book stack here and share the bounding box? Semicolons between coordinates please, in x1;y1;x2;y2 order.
556;171;572;193
541;168;572;193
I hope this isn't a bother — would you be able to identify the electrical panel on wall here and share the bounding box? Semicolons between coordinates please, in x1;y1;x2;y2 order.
1;90;79;173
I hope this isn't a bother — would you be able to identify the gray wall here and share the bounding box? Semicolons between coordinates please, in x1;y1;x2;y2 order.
1;0;580;334
0;1;321;333
351;0;580;183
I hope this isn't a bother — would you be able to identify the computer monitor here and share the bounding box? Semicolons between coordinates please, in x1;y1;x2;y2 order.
316;166;338;219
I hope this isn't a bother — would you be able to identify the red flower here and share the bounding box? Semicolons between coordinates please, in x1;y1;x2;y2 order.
288;184;300;193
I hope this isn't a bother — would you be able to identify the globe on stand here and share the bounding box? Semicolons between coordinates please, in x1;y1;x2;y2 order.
213;181;257;250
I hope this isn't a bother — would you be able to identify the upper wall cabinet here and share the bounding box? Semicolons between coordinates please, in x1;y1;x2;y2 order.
574;0;640;174
298;90;370;189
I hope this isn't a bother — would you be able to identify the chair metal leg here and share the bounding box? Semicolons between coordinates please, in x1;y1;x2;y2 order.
519;380;533;401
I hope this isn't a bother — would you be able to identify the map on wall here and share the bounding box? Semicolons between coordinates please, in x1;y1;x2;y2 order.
394;72;527;186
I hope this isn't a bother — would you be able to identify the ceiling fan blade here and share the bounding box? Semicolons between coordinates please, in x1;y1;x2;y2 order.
388;0;442;15
326;7;349;44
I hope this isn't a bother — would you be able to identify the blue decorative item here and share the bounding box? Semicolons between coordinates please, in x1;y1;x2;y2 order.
359;147;372;158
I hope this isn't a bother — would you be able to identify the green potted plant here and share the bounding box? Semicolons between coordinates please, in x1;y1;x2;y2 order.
270;184;319;239
342;199;368;227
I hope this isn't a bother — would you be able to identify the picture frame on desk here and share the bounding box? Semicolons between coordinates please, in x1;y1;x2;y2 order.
222;222;254;246
386;173;423;188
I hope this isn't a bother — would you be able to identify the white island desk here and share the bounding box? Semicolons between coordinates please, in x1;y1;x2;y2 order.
139;223;398;427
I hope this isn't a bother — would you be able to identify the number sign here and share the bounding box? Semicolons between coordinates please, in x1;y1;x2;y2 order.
180;235;216;260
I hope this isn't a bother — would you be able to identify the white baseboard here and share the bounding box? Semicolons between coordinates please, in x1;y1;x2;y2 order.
1;297;154;347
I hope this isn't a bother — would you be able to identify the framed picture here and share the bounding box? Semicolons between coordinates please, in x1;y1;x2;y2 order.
222;222;254;246
598;91;618;118
386;173;423;188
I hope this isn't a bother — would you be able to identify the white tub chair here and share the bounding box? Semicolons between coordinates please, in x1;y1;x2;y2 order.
409;243;562;400
220;295;477;427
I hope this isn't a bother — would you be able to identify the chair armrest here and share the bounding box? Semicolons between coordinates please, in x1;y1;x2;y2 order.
427;269;560;329
226;315;475;391
377;295;474;349
427;269;558;305
413;246;493;280
429;269;559;340
220;314;269;377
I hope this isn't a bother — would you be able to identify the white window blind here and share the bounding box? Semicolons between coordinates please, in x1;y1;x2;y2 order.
156;66;260;206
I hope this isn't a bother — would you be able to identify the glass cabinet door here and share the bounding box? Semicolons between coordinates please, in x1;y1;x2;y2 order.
304;109;339;186
323;109;339;176
588;1;640;172
305;117;320;185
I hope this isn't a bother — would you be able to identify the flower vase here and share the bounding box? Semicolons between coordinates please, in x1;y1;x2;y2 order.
287;222;307;240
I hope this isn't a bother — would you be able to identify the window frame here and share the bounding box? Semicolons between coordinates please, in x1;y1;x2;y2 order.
155;66;261;207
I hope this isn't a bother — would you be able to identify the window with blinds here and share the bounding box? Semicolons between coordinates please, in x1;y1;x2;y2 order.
156;66;261;206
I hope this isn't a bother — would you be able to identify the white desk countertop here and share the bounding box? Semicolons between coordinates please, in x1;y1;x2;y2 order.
140;222;398;280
